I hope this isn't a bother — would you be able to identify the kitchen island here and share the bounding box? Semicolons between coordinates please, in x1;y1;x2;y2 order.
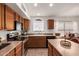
48;39;79;56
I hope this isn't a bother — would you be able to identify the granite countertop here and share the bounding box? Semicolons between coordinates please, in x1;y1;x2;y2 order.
22;37;29;43
27;34;54;36
0;41;22;56
48;39;79;56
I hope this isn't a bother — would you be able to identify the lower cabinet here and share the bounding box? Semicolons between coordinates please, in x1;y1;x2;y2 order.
6;42;22;56
28;36;46;48
24;39;28;55
48;42;62;56
15;47;22;56
15;43;22;56
6;49;15;56
48;42;53;56
53;47;62;56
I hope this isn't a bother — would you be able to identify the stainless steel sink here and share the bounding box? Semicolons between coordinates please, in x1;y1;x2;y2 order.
60;40;71;49
0;43;10;50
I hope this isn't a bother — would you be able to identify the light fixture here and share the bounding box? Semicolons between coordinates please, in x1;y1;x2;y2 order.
37;13;40;16
34;3;38;7
49;3;53;7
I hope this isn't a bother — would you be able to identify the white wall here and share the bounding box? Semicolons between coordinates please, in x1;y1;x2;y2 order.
0;30;8;41
28;16;79;35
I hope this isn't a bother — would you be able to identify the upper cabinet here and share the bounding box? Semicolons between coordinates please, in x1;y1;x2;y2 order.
5;5;15;30
0;4;2;30
15;13;20;22
0;4;30;31
48;19;54;29
24;19;30;31
0;4;4;30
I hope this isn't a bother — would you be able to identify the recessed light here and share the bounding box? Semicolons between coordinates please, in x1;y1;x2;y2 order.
37;13;40;16
34;3;38;7
49;3;53;7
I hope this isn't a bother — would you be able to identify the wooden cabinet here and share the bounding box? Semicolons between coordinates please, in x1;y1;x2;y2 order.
0;4;30;31
53;47;62;56
28;36;38;48
15;13;20;22
5;5;15;30
48;42;62;56
6;49;15;56
0;4;4;30
24;19;29;31
6;42;22;56
24;39;29;55
48;19;54;29
15;43;22;56
0;4;2;30
16;47;22;56
37;36;46;47
48;42;53;56
28;36;46;48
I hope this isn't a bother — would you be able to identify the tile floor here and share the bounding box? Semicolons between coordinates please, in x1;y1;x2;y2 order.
26;48;48;56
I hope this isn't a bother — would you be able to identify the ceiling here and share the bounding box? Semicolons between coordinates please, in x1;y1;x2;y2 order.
24;3;79;17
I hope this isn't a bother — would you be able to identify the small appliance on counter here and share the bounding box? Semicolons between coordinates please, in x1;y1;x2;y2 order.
7;32;27;41
7;33;18;41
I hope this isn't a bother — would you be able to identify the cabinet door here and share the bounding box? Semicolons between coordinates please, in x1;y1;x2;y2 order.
28;36;37;47
36;36;46;48
15;43;22;56
24;39;28;54
48;42;53;56
48;19;54;29
15;13;20;22
28;36;46;48
0;4;2;30
6;49;15;56
0;4;4;30
24;19;29;31
48;42;62;56
16;47;22;56
5;6;15;30
53;47;62;56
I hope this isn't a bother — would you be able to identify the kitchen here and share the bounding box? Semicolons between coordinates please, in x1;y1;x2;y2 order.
0;3;79;56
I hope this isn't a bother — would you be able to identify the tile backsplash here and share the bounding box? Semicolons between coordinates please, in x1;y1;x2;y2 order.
0;30;21;41
0;30;8;41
